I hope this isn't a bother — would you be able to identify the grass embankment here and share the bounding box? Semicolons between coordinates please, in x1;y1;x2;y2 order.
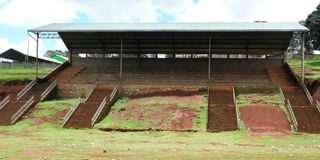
96;88;208;131
1;99;320;159
288;55;320;79
0;67;55;80
235;87;290;130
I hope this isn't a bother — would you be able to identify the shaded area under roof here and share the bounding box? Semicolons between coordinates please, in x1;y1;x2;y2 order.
0;48;60;64
28;22;308;54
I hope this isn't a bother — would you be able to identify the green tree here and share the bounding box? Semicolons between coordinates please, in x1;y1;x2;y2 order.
305;3;320;51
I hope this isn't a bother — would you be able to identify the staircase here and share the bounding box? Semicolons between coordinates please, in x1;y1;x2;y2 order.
63;83;118;128
207;84;238;132
268;65;320;133
0;80;57;125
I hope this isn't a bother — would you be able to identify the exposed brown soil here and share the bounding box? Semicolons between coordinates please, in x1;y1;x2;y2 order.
309;79;320;102
111;104;198;130
240;104;290;136
31;109;69;125
0;80;29;100
207;84;237;132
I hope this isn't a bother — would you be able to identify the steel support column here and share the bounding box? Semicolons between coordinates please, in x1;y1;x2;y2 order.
301;32;305;83
208;36;212;82
120;36;123;81
36;32;39;79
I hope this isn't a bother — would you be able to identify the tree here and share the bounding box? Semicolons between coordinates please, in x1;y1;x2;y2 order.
305;3;320;51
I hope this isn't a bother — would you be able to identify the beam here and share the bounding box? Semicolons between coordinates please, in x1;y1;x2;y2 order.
120;36;123;81
301;32;305;83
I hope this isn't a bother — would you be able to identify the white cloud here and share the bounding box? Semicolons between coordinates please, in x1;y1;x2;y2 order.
248;0;319;22
71;0;194;22
0;0;78;27
0;37;45;58
175;0;238;22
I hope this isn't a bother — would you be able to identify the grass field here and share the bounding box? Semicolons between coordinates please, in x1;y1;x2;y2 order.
288;55;320;79
96;92;208;131
0;67;55;80
1;99;320;159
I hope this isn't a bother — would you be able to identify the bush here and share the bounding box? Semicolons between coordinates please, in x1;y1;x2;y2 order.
119;107;126;111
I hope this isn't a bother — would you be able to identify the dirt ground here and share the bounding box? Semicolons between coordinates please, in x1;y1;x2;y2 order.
104;87;207;130
111;104;198;130
0;80;29;100
240;103;291;136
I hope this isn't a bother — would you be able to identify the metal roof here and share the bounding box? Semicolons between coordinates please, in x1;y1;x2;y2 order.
29;22;308;32
28;22;308;54
0;48;60;63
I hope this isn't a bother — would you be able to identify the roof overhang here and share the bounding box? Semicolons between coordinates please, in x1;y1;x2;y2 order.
28;22;309;54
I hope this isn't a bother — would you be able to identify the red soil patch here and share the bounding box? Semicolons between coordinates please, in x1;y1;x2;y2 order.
309;79;320;102
130;95;206;105
111;104;198;130
240;104;290;136
31;109;69;125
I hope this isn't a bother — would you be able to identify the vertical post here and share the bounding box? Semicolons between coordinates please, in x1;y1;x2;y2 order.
36;32;39;79
120;36;123;81
69;50;73;65
301;32;305;83
282;51;286;64
208;36;211;81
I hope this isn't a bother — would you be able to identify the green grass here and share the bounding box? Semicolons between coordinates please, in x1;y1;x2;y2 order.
96;94;208;130
1;99;320;159
288;56;320;79
0;67;55;80
235;87;291;130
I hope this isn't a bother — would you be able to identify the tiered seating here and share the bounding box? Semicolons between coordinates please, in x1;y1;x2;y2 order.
212;69;271;84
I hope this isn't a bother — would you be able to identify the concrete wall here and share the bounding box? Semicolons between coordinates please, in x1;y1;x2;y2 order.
73;57;283;70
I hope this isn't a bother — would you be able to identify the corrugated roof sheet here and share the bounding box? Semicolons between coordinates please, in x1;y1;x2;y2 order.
29;22;309;33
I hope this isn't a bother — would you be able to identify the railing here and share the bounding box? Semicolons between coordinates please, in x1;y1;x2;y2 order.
278;85;286;102
206;86;210;130
0;95;10;110
90;96;107;128
232;86;240;129
285;63;314;105
42;61;69;81
85;82;97;102
16;80;37;100
316;100;320;114
299;81;314;105
40;80;58;101
10;96;34;124
109;83;120;102
285;99;298;131
62;97;81;127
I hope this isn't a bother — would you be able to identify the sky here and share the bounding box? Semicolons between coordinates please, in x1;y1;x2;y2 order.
0;0;319;57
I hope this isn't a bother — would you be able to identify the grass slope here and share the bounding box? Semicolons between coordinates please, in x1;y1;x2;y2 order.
288;56;320;79
0;67;54;80
96;94;208;131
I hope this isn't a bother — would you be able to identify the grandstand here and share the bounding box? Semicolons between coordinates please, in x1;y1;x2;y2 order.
1;22;319;133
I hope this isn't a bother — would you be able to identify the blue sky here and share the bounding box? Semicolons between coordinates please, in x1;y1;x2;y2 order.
0;0;319;57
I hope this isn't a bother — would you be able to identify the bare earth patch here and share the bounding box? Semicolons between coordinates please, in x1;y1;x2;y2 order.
240;103;291;136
